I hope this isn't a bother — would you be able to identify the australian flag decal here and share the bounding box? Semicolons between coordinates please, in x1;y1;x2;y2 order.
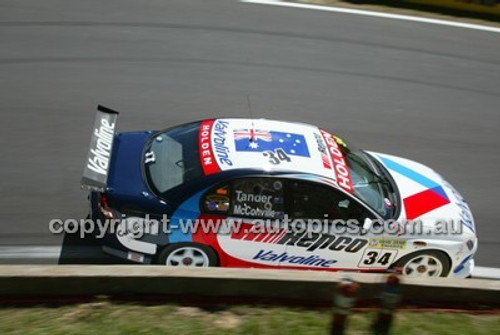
234;129;310;157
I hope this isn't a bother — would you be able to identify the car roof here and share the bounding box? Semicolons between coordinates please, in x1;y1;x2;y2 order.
199;118;347;188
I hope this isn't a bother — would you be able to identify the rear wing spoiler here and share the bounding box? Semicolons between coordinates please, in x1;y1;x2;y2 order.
81;105;119;192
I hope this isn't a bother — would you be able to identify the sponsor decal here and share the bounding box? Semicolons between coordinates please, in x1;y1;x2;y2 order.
444;181;475;233
198;120;219;175
213;120;233;167
233;203;276;218
232;225;367;253
205;195;230;212
455;199;475;233
403;188;450;220
199;120;233;175
87;118;115;175
358;249;397;268
378;157;451;220
235;190;273;204
277;232;367;253
320;129;353;193
253;249;337;268
369;238;406;250
230;223;286;243
314;133;332;170
234;129;310;157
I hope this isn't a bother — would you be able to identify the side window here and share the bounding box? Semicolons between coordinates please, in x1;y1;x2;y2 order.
231;178;285;219
287;180;374;222
202;183;231;214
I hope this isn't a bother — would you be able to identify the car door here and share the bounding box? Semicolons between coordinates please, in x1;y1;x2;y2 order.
200;176;288;268
283;179;396;272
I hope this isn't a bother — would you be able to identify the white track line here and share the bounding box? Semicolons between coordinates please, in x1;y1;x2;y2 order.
0;246;62;259
472;266;500;280
241;0;500;34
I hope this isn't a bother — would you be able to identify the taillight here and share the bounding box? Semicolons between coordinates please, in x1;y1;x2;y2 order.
99;194;114;219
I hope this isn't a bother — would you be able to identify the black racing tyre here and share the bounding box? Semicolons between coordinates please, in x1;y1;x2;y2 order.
157;243;218;267
392;250;451;278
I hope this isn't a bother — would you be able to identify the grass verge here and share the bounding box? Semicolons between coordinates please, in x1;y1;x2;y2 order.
0;302;499;334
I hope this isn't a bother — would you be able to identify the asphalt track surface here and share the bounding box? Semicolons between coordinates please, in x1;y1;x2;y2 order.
0;0;499;267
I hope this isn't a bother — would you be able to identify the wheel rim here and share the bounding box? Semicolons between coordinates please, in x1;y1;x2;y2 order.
164;247;210;267
402;255;443;277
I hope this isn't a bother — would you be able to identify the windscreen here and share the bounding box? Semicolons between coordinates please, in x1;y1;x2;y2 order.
344;148;397;218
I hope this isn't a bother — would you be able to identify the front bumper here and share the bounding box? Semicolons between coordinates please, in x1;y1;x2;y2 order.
452;257;475;279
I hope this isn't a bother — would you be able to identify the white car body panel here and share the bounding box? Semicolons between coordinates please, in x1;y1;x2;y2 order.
200;119;477;278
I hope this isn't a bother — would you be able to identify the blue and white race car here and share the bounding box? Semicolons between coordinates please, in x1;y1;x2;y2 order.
82;106;477;278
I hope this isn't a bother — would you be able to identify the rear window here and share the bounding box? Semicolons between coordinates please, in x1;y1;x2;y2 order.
144;122;203;194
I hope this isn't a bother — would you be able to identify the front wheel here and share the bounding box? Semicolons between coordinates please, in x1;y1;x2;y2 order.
393;251;451;278
157;243;218;267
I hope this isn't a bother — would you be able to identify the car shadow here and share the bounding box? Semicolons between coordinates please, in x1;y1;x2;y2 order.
58;232;132;264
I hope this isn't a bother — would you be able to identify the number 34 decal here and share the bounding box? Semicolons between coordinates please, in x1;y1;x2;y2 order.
358;249;398;268
263;148;291;165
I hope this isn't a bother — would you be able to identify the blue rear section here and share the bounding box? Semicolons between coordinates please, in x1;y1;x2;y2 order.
107;131;149;195
106;131;170;215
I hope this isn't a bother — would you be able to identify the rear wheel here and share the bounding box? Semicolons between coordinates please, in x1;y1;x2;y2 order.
157;243;218;267
393;251;450;278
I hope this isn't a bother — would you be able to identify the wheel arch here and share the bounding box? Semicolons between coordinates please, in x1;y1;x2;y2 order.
154;241;220;266
390;248;452;277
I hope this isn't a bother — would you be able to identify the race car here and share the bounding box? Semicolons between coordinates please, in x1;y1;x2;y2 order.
81;105;477;278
